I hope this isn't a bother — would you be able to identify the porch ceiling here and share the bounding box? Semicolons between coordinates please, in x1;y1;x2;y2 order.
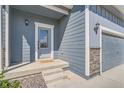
11;5;65;19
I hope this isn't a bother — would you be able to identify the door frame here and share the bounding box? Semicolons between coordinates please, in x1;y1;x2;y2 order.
34;22;54;61
99;25;124;75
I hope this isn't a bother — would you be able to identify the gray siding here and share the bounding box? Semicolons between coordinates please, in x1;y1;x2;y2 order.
90;5;124;27
58;6;85;76
89;8;124;48
89;5;124;72
10;8;59;64
102;34;124;71
1;6;6;66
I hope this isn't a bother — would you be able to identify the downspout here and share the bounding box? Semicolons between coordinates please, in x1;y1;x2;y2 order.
85;5;90;77
5;5;9;68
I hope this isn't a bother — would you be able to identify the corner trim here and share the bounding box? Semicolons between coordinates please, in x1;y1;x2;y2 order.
85;5;90;76
34;22;54;61
99;27;102;75
5;6;9;67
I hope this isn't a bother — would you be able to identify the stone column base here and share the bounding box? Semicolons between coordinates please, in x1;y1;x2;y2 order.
90;48;100;76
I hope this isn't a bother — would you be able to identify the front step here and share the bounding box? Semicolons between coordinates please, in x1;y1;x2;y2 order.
37;58;53;63
5;59;69;80
42;68;63;76
42;68;67;84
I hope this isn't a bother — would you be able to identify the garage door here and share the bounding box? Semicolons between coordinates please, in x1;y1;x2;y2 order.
102;34;124;72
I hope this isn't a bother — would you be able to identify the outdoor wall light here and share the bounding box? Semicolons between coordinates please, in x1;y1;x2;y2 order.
25;19;29;26
94;23;100;34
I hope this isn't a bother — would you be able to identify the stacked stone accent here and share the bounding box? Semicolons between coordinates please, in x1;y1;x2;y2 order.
90;48;100;76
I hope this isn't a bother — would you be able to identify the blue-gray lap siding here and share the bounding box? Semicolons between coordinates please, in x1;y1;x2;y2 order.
58;6;85;76
89;5;124;71
10;8;59;64
89;5;124;48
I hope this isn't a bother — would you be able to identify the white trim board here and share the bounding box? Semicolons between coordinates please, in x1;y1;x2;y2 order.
85;5;90;76
41;5;69;15
101;26;124;39
34;22;54;61
5;6;9;67
99;25;124;75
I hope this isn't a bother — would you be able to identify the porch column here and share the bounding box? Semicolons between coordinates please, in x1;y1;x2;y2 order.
5;5;9;67
0;5;2;71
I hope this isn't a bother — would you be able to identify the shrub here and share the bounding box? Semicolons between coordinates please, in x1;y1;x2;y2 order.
0;71;22;88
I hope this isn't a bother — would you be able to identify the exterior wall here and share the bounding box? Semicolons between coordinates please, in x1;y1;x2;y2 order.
89;6;124;48
89;5;124;75
10;8;59;64
90;5;124;27
58;6;86;76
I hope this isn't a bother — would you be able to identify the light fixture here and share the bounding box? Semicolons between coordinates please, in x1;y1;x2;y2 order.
94;23;100;34
25;19;29;26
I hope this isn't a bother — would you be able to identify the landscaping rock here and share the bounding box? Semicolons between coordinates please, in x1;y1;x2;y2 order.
10;73;47;88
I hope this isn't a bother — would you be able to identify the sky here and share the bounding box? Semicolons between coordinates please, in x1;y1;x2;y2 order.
40;30;48;43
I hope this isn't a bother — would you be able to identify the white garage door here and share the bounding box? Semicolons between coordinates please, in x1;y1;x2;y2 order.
102;34;124;72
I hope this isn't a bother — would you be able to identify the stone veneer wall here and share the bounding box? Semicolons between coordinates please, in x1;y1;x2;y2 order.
90;48;100;76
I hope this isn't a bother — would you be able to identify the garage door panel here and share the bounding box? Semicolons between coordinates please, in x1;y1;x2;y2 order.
102;34;124;72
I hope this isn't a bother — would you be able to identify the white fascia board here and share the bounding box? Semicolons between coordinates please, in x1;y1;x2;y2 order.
85;5;90;76
41;5;69;15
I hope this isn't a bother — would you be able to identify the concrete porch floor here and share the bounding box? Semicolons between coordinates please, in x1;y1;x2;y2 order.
4;59;69;80
4;59;124;88
47;64;124;88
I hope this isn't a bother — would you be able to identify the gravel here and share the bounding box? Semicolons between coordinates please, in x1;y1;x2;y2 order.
10;73;47;88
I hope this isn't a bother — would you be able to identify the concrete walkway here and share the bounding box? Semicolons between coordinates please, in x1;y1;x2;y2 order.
47;64;124;88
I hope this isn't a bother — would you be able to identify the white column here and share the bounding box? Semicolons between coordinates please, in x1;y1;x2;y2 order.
0;5;2;71
85;5;90;76
5;5;9;67
51;26;54;59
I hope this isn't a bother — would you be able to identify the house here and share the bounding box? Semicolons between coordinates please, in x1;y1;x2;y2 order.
0;5;124;80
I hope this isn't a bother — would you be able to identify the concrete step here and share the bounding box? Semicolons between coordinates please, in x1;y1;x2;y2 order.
44;72;67;84
37;58;53;62
5;59;69;80
47;79;68;88
42;68;63;76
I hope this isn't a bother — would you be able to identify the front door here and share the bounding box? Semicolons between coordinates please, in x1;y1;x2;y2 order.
38;27;51;59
